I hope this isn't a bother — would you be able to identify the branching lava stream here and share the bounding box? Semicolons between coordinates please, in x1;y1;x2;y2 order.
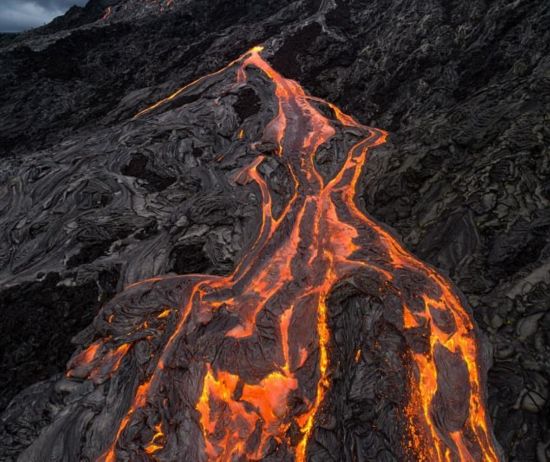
63;47;501;461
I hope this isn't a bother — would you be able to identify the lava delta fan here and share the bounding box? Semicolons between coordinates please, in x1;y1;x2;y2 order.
18;47;502;462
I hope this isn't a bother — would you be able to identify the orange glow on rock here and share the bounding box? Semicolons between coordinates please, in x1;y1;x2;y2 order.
144;422;165;455
157;308;172;318
88;46;500;461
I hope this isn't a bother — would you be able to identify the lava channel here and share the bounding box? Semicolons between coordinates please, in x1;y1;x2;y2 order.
34;46;501;462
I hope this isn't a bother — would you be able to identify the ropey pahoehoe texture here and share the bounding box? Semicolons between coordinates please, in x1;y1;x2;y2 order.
0;1;549;461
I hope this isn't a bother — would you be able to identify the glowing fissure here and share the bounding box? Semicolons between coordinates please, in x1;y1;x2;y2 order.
66;47;500;461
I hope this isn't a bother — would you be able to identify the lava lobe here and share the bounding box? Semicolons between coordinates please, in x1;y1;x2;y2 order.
19;47;502;462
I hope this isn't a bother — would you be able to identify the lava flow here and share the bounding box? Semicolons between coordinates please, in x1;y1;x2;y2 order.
58;47;501;461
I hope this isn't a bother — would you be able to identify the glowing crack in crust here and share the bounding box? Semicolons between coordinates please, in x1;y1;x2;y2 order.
65;46;500;461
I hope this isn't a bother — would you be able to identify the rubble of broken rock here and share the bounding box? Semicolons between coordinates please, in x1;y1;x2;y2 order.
0;0;549;461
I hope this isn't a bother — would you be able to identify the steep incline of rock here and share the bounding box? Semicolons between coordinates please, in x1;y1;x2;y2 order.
0;0;549;460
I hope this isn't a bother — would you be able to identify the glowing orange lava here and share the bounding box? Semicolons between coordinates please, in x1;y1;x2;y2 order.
84;46;500;461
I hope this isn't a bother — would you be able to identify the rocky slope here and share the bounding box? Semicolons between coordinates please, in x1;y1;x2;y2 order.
0;0;549;460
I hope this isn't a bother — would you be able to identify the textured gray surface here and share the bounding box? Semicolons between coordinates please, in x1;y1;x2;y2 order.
0;0;549;460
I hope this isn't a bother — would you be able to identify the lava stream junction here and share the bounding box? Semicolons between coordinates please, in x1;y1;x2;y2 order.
21;47;502;462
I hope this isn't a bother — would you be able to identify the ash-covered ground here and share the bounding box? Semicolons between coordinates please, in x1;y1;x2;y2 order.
0;0;549;460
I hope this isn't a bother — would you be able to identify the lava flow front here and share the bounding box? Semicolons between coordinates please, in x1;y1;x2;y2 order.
49;47;502;462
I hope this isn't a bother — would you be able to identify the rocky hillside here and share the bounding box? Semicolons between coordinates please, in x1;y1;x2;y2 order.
0;0;549;460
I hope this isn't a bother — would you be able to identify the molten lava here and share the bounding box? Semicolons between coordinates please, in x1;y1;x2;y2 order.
64;46;500;461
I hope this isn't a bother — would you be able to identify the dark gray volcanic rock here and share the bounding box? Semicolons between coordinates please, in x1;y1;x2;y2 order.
0;0;549;460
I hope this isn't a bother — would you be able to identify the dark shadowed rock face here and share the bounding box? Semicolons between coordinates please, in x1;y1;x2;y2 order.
0;0;548;461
